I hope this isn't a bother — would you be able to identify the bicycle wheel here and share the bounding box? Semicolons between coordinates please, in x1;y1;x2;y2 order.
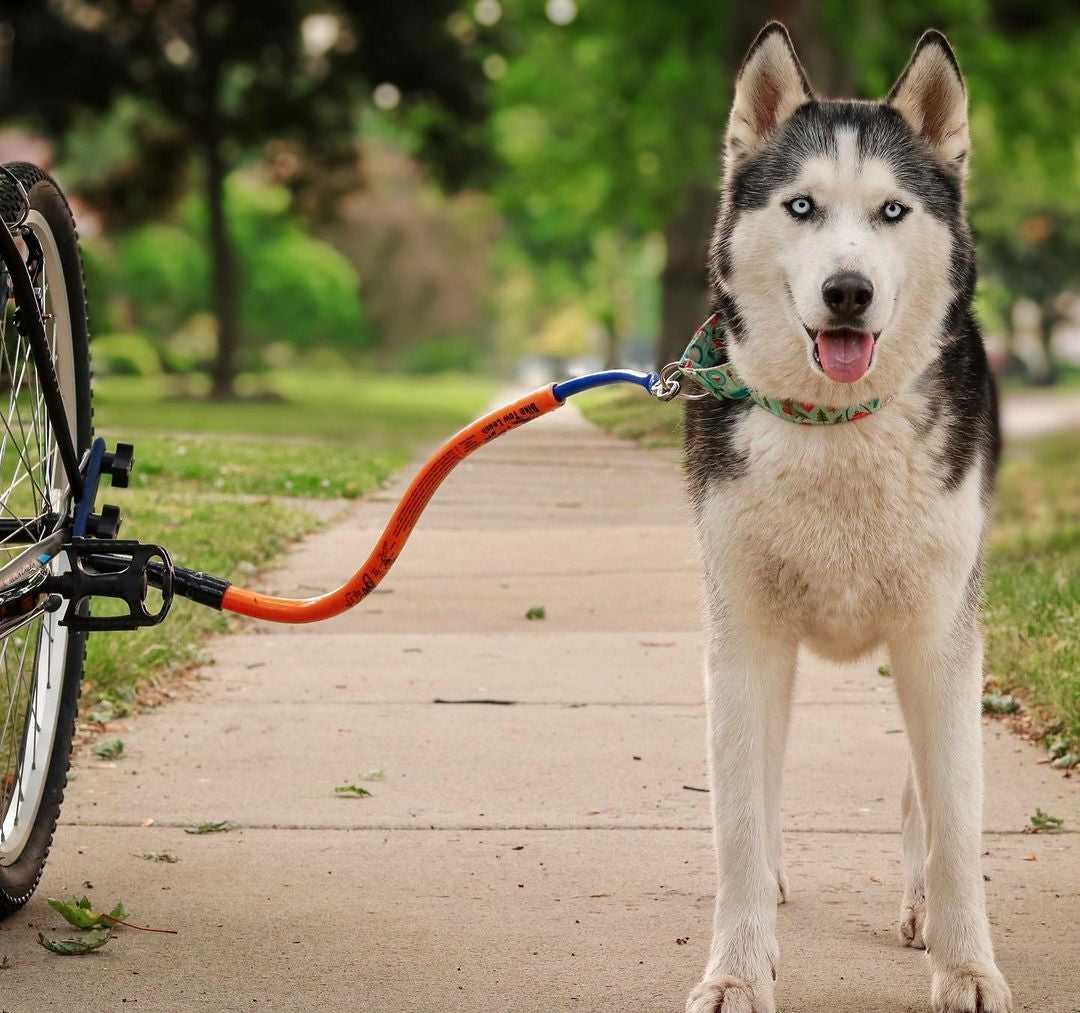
0;162;92;914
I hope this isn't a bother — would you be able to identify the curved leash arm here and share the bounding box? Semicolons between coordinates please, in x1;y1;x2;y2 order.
219;370;662;623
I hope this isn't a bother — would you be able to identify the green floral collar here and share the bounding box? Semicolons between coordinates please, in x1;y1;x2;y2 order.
678;313;894;425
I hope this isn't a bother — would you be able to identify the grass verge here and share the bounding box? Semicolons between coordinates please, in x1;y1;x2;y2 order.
580;388;1080;750
80;370;492;711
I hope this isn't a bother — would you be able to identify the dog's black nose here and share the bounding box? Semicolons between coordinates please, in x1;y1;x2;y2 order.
822;272;874;319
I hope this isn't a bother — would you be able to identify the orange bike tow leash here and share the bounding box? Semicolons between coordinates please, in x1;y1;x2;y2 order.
221;383;564;623
218;369;665;624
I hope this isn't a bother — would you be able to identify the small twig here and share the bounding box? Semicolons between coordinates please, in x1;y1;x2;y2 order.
100;915;178;935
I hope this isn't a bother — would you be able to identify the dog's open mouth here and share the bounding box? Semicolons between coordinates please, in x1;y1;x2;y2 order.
808;328;878;384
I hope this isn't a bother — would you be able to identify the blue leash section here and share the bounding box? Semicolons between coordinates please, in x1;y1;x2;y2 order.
552;369;660;402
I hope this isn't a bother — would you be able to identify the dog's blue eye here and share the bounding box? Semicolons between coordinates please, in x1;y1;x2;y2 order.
883;201;908;222
786;197;814;219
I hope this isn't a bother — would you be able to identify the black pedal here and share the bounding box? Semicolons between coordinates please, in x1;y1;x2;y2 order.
45;539;174;632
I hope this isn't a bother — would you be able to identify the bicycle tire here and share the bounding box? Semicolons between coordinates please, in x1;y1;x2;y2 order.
0;162;92;915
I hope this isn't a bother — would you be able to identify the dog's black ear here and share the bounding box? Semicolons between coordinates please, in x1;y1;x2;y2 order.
888;30;969;181
725;22;814;170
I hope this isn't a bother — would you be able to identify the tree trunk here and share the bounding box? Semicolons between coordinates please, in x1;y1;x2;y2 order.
656;183;715;367
206;133;239;398
194;14;239;400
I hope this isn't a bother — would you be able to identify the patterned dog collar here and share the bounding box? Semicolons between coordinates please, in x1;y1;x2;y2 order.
677;313;894;425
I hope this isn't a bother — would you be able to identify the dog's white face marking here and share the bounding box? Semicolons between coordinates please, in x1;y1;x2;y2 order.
724;124;957;404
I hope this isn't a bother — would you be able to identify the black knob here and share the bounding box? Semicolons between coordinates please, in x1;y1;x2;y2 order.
87;504;123;539
102;442;135;488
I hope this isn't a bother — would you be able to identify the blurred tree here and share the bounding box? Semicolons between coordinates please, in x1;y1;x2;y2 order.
493;0;1077;369
0;0;495;395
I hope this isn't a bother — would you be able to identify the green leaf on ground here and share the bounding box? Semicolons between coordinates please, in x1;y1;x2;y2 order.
982;692;1020;715
48;897;128;930
138;851;179;863
48;897;100;929
183;820;233;834
0;956;10;969
91;739;124;760
525;606;546;621
877;665;891;678
334;784;372;797
359;769;385;781
1028;808;1065;833
37;928;111;955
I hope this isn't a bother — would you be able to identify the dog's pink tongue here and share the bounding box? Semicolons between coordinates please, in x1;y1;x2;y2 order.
816;330;874;383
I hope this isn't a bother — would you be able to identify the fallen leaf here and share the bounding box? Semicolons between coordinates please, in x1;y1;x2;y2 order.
136;852;179;863
334;785;372;797
524;606;546;621
1023;854;1037;862
37;927;111;955
91;739;124;760
184;820;233;835
589;893;610;898
359;769;385;781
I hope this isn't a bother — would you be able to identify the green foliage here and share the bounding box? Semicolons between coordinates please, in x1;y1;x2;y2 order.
117;225;208;336
1028;808;1065;833
397;336;485;374
241;228;368;353
91;332;162;378
89;177;373;363
90;739;124;760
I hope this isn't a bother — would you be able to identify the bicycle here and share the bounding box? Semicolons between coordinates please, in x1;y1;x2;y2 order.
0;161;683;917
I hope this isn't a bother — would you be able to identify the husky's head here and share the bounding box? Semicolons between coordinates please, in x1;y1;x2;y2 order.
712;24;975;404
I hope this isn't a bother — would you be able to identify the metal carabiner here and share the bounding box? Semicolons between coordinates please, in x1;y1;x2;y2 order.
650;362;711;402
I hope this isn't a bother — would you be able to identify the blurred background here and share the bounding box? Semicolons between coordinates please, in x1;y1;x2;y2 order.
0;0;1077;396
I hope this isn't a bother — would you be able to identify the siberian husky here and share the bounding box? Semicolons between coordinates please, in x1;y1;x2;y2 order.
685;24;1011;1013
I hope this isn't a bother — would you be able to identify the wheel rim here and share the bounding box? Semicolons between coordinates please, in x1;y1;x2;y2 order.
0;208;79;865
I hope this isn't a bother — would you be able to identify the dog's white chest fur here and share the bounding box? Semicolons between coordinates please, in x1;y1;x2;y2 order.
697;393;986;660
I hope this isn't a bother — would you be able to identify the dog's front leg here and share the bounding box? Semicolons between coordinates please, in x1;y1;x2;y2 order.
687;620;796;1013
890;619;1013;1013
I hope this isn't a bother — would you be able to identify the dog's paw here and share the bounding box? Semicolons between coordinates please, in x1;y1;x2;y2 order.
931;964;1013;1013
686;976;775;1013
899;896;926;949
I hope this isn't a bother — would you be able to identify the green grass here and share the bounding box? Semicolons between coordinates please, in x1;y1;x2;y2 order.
577;386;683;447
984;428;1080;748
95;370;493;442
581;389;1079;748
80;369;493;708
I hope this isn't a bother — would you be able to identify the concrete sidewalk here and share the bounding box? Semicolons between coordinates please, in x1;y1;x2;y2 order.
3;403;1078;1012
